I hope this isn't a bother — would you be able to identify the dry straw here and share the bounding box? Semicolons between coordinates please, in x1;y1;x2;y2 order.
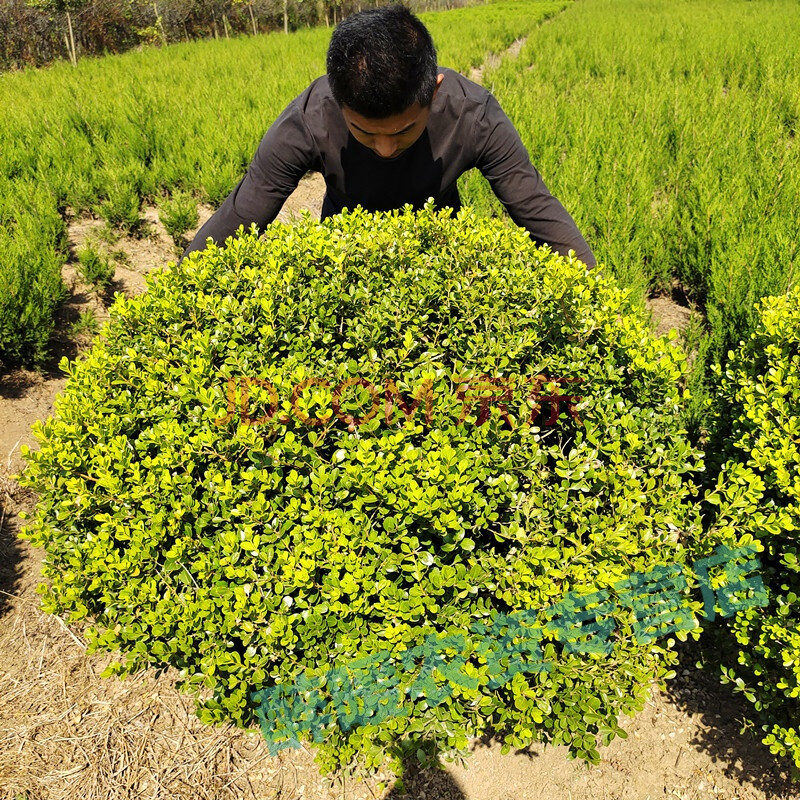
0;444;393;800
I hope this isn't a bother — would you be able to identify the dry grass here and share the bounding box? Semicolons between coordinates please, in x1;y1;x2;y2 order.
0;586;273;799
0;579;372;800
0;444;389;800
0;575;393;800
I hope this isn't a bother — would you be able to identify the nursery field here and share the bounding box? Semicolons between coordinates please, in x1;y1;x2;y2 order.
456;0;800;439
2;0;800;797
1;0;797;444
0;0;565;369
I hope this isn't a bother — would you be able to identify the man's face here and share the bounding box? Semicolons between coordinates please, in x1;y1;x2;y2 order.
341;73;445;160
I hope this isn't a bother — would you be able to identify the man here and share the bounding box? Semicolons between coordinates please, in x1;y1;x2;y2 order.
182;4;596;268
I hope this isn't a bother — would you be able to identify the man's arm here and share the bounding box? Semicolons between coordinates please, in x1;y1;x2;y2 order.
472;93;596;269
181;96;319;261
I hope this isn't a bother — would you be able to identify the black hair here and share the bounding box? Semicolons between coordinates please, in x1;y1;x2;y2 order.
326;4;439;118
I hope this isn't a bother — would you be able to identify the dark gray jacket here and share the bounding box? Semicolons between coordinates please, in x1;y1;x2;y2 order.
183;66;596;268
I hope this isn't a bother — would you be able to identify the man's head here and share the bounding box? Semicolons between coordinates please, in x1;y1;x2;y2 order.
326;4;444;159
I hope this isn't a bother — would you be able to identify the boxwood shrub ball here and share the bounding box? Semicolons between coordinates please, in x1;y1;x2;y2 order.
20;202;707;780
689;284;800;776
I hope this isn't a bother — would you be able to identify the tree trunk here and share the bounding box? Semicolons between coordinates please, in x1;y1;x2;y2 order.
212;12;219;38
153;0;167;46
283;0;288;33
65;10;77;66
222;13;230;38
248;2;257;36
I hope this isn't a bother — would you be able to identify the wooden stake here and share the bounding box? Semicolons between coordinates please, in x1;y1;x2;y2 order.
66;10;77;66
249;2;257;36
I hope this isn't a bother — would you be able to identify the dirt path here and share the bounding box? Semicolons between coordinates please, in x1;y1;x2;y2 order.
1;48;793;800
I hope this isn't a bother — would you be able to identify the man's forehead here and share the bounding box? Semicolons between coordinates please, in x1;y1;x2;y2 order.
342;102;427;135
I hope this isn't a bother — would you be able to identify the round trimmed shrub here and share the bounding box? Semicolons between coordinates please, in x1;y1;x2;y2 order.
691;284;800;779
20;202;706;783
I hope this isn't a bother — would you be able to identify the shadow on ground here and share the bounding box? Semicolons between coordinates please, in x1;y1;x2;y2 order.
0;506;24;620
382;757;468;800
665;637;799;799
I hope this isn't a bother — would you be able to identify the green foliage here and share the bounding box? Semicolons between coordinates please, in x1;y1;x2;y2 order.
24;0;86;14
458;0;800;442
134;24;165;47
68;308;100;337
19;203;708;781
157;188;199;246
0;181;68;371
689;284;800;778
94;178;142;233
76;243;115;294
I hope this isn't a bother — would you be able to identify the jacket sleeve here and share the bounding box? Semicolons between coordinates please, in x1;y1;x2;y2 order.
181;96;318;261
472;93;596;269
